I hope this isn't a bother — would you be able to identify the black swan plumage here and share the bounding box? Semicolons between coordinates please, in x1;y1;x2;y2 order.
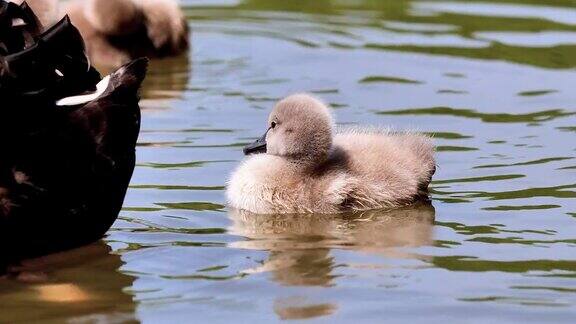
0;1;146;266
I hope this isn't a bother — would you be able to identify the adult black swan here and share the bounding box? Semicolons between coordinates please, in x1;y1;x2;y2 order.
0;1;146;267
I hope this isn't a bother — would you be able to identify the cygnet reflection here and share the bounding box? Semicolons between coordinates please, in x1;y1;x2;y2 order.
228;202;435;287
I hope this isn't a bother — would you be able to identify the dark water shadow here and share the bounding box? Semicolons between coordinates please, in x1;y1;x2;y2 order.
0;242;137;323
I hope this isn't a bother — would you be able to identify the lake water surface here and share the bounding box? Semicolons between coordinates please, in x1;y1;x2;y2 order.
2;0;576;322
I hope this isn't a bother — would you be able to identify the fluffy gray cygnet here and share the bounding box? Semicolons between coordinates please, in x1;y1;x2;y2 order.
227;94;436;214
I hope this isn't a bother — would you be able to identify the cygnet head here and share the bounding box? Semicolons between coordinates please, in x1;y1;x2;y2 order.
244;94;334;166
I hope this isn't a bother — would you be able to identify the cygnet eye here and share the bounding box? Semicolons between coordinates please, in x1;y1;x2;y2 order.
271;121;277;129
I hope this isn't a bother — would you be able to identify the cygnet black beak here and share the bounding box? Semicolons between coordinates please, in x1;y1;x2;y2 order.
243;132;267;155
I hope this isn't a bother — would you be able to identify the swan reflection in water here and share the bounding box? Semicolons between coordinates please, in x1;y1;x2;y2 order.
228;202;435;320
0;242;136;323
94;53;191;112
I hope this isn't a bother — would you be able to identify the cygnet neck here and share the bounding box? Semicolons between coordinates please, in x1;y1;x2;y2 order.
284;139;333;173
